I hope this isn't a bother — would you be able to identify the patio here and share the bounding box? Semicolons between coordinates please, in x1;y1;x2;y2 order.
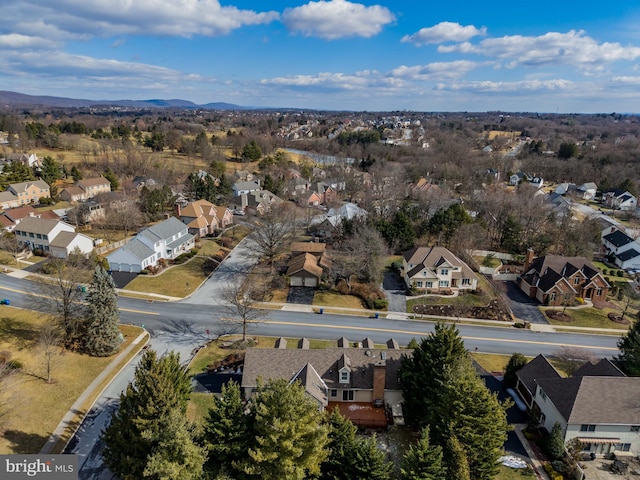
327;401;389;429
577;456;640;479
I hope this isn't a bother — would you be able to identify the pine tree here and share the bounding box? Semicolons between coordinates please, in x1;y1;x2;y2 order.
401;426;446;480
546;422;565;460
241;379;329;480
398;322;468;429
141;410;207;480
101;350;192;480
320;408;390;480
445;436;471;480
83;266;122;356
503;352;528;388
616;320;640;375
202;380;249;477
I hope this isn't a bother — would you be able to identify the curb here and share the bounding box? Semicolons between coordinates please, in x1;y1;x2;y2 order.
40;329;149;455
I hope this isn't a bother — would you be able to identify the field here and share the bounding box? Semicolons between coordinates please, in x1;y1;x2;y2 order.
0;307;144;454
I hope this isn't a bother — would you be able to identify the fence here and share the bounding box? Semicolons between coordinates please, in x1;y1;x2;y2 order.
469;249;517;261
95;239;127;255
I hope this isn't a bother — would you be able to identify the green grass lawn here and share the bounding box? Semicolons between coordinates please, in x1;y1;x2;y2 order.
495;464;536;479
472;352;511;373
543;306;631;330
0;308;144;454
313;291;364;309
123;256;208;297
187;392;215;425
197;239;223;257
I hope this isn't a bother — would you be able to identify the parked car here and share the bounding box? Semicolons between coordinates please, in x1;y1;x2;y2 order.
0;299;10;305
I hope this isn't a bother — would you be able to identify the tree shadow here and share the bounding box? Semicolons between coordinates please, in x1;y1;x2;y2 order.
0;317;38;349
2;429;49;453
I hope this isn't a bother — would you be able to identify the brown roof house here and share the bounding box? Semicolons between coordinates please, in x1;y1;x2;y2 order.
518;249;609;306
402;246;477;292
287;241;330;288
241;338;405;428
177;199;220;237
77;176;111;198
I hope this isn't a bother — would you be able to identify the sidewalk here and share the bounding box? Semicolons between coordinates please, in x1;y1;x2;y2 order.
40;331;149;454
513;424;550;480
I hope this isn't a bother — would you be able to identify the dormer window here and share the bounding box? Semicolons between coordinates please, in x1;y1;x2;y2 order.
574;277;580;284
441;269;449;275
339;368;350;383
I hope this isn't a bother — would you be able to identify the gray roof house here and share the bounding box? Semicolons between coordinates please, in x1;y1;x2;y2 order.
241;338;406;427
602;229;640;270
13;217;93;258
402;246;477;292
107;216;194;273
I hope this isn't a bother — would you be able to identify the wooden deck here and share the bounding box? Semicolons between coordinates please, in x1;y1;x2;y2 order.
327;401;389;429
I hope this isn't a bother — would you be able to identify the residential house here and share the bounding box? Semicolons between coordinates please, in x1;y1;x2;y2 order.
518;249;609;305
603;189;637;211
312;182;337;205
4;153;39;168
229;190;281;216
554;183;576;196
515;356;636;457
7;180;50;205
177;199;229;237
0;206;58;232
13;217;93;258
577;182;598;200
106;216;195;272
233;170;255;182
309;202;368;237
77;176;111;198
509;172;529;186
0;191;19;210
215;205;233;229
402;246;478;292
287;242;329;287
602;229;640;271
232;180;261;197
241;338;405;427
59;186;86;202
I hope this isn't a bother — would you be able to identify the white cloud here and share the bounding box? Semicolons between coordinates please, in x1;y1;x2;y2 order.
0;0;279;39
0;34;55;49
282;0;395;40
435;79;575;93
402;22;486;46
391;60;482;80
611;76;640;85
441;30;640;69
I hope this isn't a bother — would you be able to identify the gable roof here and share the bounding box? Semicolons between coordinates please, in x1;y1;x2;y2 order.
573;358;625;378
286;252;323;278
291;363;328;406
78;176;110;189
9;180;50;193
2;206;38;222
143;216;187;241
603;229;635;248
14;217;64;235
180;199;216;218
515;354;561;396
241;346;405;391
536;376;640;425
403;246;475;280
521;255;607;292
618;248;640;262
49;231;80;248
290;241;326;255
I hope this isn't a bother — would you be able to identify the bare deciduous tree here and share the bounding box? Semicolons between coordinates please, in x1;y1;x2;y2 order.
39;324;62;384
552;346;597;376
218;281;263;342
248;203;297;273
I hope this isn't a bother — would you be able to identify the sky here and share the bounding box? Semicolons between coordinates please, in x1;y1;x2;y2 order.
2;0;640;112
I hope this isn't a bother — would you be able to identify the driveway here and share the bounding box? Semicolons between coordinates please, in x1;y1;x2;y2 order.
381;270;407;313
287;286;315;305
504;281;548;324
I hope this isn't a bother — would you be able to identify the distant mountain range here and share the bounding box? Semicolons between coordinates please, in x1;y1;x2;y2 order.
0;90;250;110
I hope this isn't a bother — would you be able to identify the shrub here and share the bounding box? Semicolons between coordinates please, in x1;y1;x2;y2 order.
40;261;59;274
602;269;608;275
373;298;388;310
7;359;23;370
219;237;233;248
139;269;149;275
617;270;625;277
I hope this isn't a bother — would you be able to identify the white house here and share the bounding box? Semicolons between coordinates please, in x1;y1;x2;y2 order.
402;246;477;292
106;216;194;272
13;217;93;258
602;229;640;270
577;182;597;200
232;180;261;197
603;189;637;211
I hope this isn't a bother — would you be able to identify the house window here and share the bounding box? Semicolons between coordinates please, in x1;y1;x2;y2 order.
580;424;596;432
462;278;471;286
439;280;449;287
549;292;556;302
574;277;580;284
29;232;34;238
630;426;640;432
616;443;631;452
596;288;603;296
330;389;337;398
416;281;423;288
342;390;354;401
36;234;41;239
441;269;449;275
340;371;349;383
425;281;432;288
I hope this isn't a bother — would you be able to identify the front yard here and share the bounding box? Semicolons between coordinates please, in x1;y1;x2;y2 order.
0;307;144;454
123;256;209;297
543;305;633;330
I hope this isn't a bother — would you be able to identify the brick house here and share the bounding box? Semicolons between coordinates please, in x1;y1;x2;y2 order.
518;249;609;306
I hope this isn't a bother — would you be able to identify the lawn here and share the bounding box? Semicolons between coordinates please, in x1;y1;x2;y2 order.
197;239;223;257
186;392;215;426
123;256;209;297
543;306;632;330
472;352;511;373
495;464;536;479
0;308;144;454
313;291;364;309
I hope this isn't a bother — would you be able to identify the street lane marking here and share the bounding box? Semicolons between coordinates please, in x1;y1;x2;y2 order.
263;320;618;351
120;308;159;316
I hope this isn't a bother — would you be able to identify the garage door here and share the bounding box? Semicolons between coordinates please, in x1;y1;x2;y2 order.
290;276;303;287
303;277;318;287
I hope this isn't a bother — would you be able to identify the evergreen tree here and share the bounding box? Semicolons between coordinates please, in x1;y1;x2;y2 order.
444;436;471;480
241;379;329;480
83;266;122;356
398;322;468;429
103;167;119;191
101;350;192;480
401;426;446;480
202;381;249;477
141;410;207;480
320;408;391;480
241;140;262;161
503;352;527;388
546;422;565;460
40;156;63;185
70;165;83;181
616;320;640;375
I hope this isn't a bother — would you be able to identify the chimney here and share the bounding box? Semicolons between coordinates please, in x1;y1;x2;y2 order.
175;202;181;217
372;359;386;405
524;248;535;272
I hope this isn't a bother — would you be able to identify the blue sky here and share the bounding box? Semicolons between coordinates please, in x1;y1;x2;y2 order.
2;0;640;112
